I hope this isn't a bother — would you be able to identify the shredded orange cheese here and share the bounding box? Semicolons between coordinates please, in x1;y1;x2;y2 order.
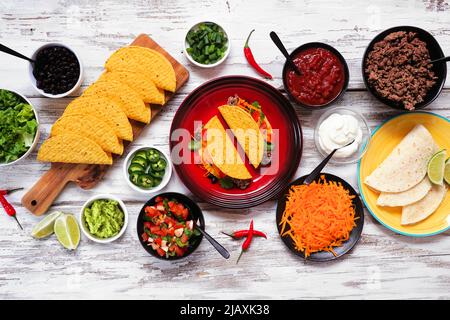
280;175;357;258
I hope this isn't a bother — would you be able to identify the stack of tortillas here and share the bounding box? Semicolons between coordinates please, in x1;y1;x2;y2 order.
365;124;447;225
38;46;176;165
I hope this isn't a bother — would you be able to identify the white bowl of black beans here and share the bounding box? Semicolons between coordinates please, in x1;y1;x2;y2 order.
28;43;83;98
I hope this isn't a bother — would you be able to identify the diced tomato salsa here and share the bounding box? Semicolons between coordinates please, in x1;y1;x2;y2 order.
141;196;201;258
287;47;345;106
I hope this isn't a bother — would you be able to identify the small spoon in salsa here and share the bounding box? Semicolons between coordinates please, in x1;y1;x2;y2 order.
269;31;301;75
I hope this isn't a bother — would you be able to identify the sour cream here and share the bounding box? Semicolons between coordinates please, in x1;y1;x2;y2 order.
318;113;362;158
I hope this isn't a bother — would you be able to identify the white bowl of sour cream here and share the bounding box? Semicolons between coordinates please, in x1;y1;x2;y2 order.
314;107;371;164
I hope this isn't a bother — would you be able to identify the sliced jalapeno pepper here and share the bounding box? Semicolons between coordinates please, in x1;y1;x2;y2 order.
134;150;148;159
128;163;145;174
151;158;167;171
131;156;147;167
146;148;160;163
150;169;165;179
153;177;162;187
129;172;140;185
137;174;154;189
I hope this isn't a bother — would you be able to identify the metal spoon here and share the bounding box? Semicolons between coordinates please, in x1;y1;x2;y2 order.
430;56;450;64
269;31;301;74
304;139;355;185
0;43;35;63
194;220;230;259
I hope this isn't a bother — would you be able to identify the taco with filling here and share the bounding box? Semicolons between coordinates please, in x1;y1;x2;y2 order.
196;116;252;190
219;95;274;168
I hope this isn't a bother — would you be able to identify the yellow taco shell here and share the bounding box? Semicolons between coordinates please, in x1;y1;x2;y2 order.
51;114;124;155
83;79;151;124
99;70;165;105
64;96;133;141
38;133;113;165
218;105;265;168
105;46;176;92
204;116;251;180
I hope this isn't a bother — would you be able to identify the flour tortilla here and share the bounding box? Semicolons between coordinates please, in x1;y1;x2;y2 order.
401;184;447;225
365;124;438;193
377;177;432;207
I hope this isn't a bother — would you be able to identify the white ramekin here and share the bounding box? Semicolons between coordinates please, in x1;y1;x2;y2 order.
79;194;129;244
123;146;173;194
28;42;83;98
184;21;231;68
0;89;40;167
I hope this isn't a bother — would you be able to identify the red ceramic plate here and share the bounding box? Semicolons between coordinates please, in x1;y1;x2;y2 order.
170;76;303;208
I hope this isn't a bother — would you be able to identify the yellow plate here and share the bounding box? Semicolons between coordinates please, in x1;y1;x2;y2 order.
358;112;450;237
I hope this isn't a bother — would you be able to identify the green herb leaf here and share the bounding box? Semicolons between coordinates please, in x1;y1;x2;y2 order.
163;198;170;212
252;101;261;109
219;177;234;189
0;89;37;163
265;141;274;152
188;140;202;151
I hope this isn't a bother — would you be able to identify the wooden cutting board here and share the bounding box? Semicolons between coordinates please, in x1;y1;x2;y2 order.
22;34;190;216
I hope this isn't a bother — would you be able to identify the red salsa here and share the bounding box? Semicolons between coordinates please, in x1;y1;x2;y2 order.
141;196;201;258
286;47;345;106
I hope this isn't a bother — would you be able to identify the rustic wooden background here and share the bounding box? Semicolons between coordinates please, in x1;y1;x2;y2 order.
0;0;449;299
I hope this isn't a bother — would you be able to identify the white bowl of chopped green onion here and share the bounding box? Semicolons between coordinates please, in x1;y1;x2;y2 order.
184;21;230;68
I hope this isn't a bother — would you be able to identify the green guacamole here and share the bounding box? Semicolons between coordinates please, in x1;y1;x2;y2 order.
83;199;125;239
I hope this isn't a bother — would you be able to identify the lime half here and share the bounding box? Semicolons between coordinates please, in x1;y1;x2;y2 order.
445;158;450;185
31;211;63;239
54;214;80;250
428;149;446;185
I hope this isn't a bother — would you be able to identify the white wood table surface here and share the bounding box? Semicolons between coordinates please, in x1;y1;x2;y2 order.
1;0;449;300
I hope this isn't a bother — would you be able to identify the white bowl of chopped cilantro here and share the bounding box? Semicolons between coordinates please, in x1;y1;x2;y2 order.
80;194;129;244
0;89;40;167
184;21;230;68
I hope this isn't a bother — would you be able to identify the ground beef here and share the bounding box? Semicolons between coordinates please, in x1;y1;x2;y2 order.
232;178;252;190
227;94;239;106
365;31;437;110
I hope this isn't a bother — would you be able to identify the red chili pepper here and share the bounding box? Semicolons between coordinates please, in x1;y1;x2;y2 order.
237;220;254;264
244;30;273;79
0;194;22;230
0;188;23;230
222;229;267;239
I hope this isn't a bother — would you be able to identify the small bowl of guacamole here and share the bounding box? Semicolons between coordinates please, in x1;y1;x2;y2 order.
80;194;128;243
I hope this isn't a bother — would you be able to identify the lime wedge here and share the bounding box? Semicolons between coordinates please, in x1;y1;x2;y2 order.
445;158;450;185
31;211;63;239
427;149;446;185
54;214;80;250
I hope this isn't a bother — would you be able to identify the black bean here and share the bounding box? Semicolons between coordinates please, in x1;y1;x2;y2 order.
33;45;80;94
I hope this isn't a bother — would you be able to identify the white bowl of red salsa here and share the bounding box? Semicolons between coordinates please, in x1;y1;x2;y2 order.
282;43;349;109
137;193;205;260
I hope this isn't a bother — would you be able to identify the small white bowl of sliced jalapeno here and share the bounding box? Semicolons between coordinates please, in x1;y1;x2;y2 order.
123;146;172;194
